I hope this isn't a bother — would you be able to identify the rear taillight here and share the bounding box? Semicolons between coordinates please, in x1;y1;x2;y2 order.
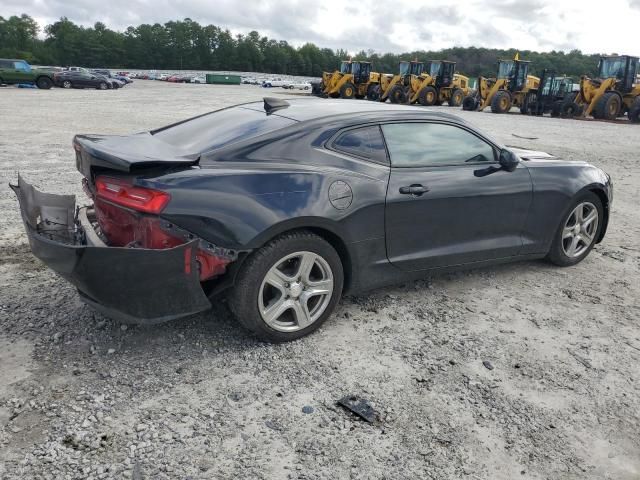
95;176;170;214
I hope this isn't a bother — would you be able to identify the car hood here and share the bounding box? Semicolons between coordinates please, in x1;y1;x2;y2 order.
509;147;557;160
74;132;200;175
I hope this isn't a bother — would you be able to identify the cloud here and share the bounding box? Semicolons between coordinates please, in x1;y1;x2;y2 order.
3;0;640;56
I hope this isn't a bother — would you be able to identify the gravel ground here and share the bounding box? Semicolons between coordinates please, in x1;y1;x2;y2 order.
1;81;639;480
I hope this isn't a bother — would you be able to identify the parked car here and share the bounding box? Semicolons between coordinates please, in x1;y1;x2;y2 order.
91;69;130;87
53;71;111;90
193;75;206;84
65;66;91;73
262;78;290;88
286;82;312;90
12;98;612;342
0;59;54;89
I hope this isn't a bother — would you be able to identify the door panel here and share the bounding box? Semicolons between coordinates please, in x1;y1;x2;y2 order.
385;163;532;271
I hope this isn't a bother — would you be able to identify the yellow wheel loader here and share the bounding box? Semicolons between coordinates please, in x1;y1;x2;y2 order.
462;58;540;114
378;60;470;106
562;55;640;123
315;60;380;99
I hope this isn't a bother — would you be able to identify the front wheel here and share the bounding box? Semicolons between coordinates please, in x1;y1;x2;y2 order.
36;76;53;89
462;95;478;110
98;82;108;90
547;192;603;267
448;88;464;107
62;80;72;89
228;231;344;342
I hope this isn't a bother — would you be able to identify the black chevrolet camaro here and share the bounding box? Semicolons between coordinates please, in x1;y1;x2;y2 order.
12;98;612;342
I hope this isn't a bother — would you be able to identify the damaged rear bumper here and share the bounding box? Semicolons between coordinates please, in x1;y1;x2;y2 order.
11;176;212;324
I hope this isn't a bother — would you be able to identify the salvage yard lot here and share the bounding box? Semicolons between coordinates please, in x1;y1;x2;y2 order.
1;80;639;479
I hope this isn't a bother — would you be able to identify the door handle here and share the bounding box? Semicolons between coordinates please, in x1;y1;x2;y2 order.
399;184;430;196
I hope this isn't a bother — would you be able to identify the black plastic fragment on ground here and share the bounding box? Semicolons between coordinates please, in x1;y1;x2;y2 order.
337;395;377;423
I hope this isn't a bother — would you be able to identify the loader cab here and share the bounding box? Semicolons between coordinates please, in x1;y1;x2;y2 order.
498;59;530;92
438;61;455;87
409;61;424;76
425;60;455;87
340;61;352;74
597;55;639;93
425;61;441;79
352;62;372;84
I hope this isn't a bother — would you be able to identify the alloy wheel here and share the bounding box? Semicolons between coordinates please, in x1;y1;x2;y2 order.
562;201;598;258
63;81;71;88
258;251;334;332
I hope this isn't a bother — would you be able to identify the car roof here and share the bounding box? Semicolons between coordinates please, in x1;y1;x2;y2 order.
241;98;465;124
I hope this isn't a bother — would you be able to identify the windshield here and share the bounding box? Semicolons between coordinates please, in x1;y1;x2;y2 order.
152;106;296;153
428;62;441;77
399;62;410;76
599;58;626;79
497;61;514;79
340;62;351;74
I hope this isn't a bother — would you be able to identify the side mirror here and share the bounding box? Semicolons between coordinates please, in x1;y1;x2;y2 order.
499;148;519;172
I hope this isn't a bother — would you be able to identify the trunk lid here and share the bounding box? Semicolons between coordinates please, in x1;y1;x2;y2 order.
74;132;200;178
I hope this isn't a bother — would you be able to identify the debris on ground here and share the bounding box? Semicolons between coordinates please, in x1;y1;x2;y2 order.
337;395;378;423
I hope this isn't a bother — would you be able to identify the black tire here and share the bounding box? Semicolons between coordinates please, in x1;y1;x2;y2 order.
462;95;478;111
366;84;380;101
417;86;437;106
36;76;53;89
62;80;73;89
388;85;407;104
550;100;563;117
561;101;583;118
448;88;464;107
593;92;621;120
98;82;108;90
629;99;640;123
228;230;344;343
521;91;536;114
490;90;512;113
547;191;603;267
340;82;356;99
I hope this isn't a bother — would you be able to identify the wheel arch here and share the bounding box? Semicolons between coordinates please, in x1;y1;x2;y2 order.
245;219;353;293
586;185;610;243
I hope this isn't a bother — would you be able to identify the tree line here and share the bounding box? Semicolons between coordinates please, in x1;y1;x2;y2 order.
1;13;604;78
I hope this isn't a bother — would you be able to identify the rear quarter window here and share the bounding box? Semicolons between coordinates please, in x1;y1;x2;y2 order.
331;126;388;164
151;107;296;153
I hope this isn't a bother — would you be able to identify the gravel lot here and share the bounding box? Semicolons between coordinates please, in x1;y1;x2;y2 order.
1;80;639;480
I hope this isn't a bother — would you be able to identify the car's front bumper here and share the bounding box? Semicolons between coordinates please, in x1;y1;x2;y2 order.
11;176;212;324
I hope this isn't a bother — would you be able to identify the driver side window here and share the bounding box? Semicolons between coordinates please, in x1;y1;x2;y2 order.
381;123;496;168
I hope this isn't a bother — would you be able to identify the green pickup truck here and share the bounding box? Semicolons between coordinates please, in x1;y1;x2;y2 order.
0;59;54;89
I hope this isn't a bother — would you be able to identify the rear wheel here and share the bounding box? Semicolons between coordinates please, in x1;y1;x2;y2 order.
462;95;478;110
340;82;355;99
491;90;512;113
629;99;640;123
366;84;380;101
593;92;621;120
417;86;437;106
98;82;108;90
36;76;53;89
550;100;563;117
228;231;344;343
62;80;72;89
521;91;536;114
448;88;464;107
562;101;583;117
388;85;407;104
547;192;602;267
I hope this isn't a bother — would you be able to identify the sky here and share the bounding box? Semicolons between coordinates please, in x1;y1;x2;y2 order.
4;0;640;56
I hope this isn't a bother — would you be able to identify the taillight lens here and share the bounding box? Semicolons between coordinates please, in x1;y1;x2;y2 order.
95;176;170;214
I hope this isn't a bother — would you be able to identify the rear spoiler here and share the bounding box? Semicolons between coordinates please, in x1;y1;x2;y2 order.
74;133;200;175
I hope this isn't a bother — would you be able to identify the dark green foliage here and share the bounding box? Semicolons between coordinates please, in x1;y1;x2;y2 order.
1;14;602;78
